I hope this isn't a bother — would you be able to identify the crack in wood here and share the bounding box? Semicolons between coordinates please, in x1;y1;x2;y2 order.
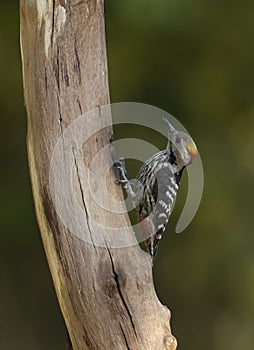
63;61;70;87
54;45;61;91
120;324;131;350
77;98;83;114
107;248;138;339
51;0;56;47
74;37;82;85
44;67;48;94
56;94;63;136
71;147;98;251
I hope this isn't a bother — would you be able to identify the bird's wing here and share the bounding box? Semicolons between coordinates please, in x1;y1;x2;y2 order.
153;165;179;234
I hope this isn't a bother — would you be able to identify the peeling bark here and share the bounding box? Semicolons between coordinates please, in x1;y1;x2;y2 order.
20;0;177;349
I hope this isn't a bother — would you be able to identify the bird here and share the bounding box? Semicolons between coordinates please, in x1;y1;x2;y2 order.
115;117;197;259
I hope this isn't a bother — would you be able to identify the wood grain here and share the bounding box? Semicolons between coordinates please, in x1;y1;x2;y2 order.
20;1;177;349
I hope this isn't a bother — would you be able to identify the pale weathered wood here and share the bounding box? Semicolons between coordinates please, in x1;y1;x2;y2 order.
20;1;177;349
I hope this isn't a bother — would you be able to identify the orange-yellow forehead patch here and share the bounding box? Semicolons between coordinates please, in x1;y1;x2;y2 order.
186;142;197;161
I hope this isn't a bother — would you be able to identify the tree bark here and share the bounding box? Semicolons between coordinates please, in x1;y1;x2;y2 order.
20;1;177;349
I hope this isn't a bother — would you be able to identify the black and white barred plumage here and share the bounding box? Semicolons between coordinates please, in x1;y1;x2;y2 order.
134;151;182;256
115;118;197;258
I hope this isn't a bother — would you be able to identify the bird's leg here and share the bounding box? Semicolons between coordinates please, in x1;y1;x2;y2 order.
114;157;136;199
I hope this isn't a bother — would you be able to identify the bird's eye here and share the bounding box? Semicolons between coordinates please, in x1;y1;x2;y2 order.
175;137;180;144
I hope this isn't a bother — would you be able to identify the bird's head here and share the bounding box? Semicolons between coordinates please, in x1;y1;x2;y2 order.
163;117;197;168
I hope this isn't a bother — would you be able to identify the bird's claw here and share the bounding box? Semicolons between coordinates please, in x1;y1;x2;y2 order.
114;157;136;198
114;157;128;183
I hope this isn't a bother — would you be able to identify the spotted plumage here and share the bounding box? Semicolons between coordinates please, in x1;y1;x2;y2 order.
115;118;197;259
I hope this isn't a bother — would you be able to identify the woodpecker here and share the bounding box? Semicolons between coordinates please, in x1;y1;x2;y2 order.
115;118;197;258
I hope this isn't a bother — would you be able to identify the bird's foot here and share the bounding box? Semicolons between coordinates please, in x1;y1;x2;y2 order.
114;157;136;198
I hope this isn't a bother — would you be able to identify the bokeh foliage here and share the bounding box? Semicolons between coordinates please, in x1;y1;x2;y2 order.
1;1;254;349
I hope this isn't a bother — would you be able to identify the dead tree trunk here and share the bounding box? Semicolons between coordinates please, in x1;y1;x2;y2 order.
20;1;177;349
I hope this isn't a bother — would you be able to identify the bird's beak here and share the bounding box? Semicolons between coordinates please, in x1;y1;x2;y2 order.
163;117;176;138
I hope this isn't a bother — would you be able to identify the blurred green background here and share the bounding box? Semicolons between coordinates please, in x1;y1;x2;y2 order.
1;1;254;349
